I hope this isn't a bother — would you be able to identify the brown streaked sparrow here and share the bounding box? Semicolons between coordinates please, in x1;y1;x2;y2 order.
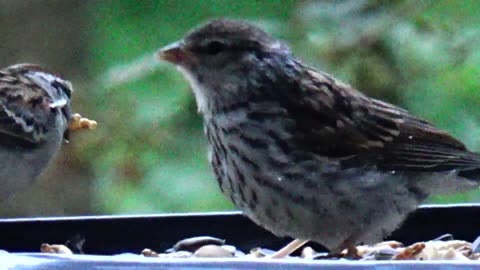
156;19;480;257
0;63;73;198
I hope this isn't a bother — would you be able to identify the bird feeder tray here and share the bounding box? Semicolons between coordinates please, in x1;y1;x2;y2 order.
1;204;480;269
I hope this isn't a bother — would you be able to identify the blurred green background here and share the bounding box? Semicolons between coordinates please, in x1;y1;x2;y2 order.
0;0;479;217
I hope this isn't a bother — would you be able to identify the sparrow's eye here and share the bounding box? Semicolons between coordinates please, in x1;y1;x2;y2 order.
204;40;227;55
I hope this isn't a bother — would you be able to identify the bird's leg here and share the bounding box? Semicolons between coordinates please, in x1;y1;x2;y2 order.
269;239;309;259
330;235;360;259
344;246;360;259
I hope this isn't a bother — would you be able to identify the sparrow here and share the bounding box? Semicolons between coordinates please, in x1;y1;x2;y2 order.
156;19;480;257
0;63;73;198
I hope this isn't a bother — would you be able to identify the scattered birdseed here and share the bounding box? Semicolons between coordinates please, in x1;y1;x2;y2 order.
37;234;480;261
169;236;225;253
193;245;234;258
40;243;73;254
142;248;192;258
69;113;98;132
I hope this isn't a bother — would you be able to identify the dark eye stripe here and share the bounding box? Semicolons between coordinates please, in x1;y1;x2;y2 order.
51;80;71;98
190;40;227;55
204;41;226;55
190;40;262;55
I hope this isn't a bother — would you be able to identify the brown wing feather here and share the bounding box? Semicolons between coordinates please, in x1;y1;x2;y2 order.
0;68;51;143
290;65;480;173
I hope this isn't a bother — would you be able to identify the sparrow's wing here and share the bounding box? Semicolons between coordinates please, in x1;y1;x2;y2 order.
0;70;52;143
359;99;480;172
290;66;480;173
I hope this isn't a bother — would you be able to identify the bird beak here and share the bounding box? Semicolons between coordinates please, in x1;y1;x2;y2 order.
156;41;187;65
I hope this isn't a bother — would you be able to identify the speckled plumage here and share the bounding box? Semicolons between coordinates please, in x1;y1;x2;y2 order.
157;19;480;252
0;64;72;198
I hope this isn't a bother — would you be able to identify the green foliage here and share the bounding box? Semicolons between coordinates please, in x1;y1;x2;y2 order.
86;0;480;213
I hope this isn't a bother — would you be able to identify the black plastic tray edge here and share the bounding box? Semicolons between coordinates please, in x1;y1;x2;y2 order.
0;203;479;256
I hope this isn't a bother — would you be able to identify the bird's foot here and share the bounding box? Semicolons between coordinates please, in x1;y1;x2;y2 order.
269;239;309;259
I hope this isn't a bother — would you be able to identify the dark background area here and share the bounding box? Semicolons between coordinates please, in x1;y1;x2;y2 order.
0;0;479;217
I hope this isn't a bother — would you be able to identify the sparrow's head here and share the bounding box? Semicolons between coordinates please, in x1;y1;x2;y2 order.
7;63;73;106
157;19;289;70
1;64;74;142
156;19;292;113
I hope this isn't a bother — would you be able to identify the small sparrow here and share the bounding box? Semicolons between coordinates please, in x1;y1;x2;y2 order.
0;64;73;198
156;19;480;257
